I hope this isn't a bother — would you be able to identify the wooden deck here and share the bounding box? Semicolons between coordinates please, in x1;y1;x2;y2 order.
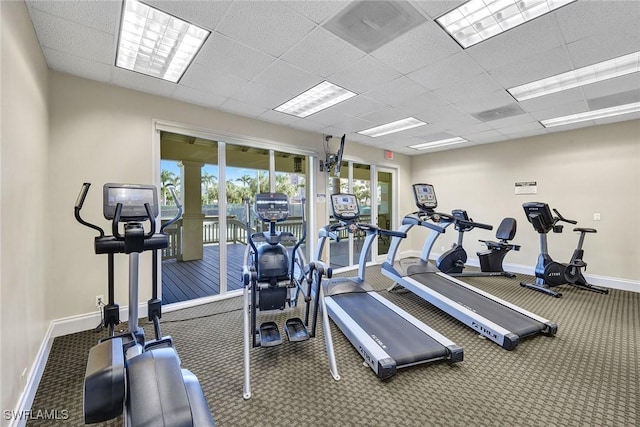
161;239;361;305
162;244;246;304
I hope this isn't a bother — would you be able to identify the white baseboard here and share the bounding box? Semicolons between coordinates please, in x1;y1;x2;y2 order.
423;251;639;293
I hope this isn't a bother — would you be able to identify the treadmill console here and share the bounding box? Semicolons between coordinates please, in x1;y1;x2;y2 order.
103;183;159;221
413;183;437;210
255;193;289;222
331;194;359;221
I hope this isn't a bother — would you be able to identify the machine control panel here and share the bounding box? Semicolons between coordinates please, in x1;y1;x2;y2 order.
413;183;437;210
103;183;159;221
255;193;289;222
331;194;360;221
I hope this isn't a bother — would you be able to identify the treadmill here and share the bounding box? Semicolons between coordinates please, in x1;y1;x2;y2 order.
381;184;557;350
316;193;463;380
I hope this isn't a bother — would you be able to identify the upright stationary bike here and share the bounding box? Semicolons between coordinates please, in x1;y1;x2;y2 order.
520;202;608;297
75;183;215;425
242;193;339;399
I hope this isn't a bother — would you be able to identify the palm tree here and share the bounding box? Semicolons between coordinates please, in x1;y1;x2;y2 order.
235;174;253;188
161;169;177;204
201;172;217;204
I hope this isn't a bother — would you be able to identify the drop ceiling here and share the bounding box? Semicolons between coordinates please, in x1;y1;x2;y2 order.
25;0;640;155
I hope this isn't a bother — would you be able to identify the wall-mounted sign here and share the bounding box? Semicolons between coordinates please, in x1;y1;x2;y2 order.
515;181;537;195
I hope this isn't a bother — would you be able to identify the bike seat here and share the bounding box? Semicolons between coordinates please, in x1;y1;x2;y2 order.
574;228;597;233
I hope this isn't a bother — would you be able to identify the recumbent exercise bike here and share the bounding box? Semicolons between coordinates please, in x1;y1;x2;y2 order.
75;182;215;426
520;202;608;298
436;210;521;278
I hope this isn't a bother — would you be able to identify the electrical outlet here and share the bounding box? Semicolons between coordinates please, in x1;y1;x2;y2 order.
95;295;104;307
593;213;601;221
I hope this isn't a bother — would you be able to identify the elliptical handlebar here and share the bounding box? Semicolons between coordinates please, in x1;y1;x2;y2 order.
74;182;105;237
552;208;578;225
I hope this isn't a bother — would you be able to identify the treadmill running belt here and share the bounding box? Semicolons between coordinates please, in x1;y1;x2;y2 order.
332;292;449;366
410;272;543;338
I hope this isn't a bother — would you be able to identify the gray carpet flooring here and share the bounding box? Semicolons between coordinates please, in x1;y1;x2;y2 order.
28;268;638;426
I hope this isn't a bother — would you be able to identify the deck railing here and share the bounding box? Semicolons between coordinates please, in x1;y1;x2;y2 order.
162;215;370;260
161;217;309;260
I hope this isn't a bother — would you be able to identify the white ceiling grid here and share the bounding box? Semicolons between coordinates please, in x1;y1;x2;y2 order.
24;0;640;155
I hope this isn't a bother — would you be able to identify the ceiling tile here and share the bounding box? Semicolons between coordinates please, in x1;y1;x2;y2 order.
195;33;276;82
232;82;292;110
179;63;248;98
329;95;387;118
466;14;565;71
29;8;114;64
363;76;428;106
281;28;365;78
281;0;349;24
215;1;316;57
556;0;640;43
329;55;402;94
144;0;232;31
372;20;460;74
527;100;591;121
582;74;640;101
253;60;321;97
411;0;465;19
111;68;175;97
519;87;586;113
435;73;505;105
219;98;268;118
566;29;640;69
488;46;572;88
407;52;486;90
42;47;112;83
26;0;120;34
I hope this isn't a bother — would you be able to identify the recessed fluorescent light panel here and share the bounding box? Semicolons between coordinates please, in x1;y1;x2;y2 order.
437;0;576;49
409;137;468;150
509;51;640;101
274;81;357;118
358;117;427;137
540;102;640;127
116;0;210;83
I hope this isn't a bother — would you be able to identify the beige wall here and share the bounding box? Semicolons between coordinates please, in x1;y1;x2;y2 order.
1;0;50;418
48;71;412;322
410;120;640;282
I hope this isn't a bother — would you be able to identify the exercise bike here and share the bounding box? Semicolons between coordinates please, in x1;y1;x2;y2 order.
437;210;520;278
242;193;339;400
520;202;609;298
75;183;215;425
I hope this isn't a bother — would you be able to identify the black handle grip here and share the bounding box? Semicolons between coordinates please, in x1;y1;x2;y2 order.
75;183;91;209
459;219;493;231
379;229;407;239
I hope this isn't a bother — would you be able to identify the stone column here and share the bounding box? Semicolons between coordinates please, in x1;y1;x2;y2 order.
179;160;204;261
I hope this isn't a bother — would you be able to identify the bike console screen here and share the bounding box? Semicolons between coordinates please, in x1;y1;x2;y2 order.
331;194;359;221
103;183;158;221
413;183;437;210
255;193;289;222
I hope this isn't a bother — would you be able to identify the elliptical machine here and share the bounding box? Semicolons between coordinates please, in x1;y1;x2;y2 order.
75;183;215;426
520;202;609;298
242;193;338;400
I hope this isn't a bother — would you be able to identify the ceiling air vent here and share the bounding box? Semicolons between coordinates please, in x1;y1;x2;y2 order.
323;0;426;54
472;104;525;122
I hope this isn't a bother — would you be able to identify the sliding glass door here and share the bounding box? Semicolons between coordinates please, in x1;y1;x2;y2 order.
159;129;311;305
327;162;396;269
